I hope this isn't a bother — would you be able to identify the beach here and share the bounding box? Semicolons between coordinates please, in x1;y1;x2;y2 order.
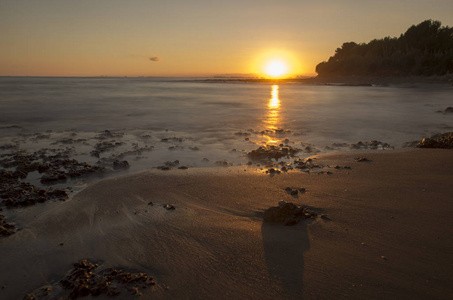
1;148;452;299
2;1;453;299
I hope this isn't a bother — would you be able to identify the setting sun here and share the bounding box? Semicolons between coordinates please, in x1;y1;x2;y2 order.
250;50;302;78
265;60;288;78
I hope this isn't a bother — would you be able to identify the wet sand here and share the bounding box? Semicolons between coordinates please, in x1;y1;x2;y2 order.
1;148;453;299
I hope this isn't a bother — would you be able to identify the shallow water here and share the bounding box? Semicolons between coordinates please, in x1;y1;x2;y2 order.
1;77;452;181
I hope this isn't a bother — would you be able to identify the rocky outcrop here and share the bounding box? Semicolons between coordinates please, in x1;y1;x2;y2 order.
263;201;319;226
417;132;453;149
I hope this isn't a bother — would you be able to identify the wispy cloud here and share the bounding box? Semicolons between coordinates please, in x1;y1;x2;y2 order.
149;57;160;62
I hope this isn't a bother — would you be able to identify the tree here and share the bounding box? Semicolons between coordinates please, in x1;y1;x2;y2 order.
315;20;453;77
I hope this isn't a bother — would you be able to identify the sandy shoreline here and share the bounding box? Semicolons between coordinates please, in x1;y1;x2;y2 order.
1;148;452;299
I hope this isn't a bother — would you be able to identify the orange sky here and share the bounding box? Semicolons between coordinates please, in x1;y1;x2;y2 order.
1;0;452;77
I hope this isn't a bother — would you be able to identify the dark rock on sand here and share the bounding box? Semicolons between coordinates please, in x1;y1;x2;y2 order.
157;160;181;170
157;166;171;171
93;140;124;154
293;158;322;170
355;157;371;162
40;170;68;184
350;140;393;150
0;170;69;208
163;204;175;210
247;145;300;162
263;201;317;226
286;187;305;194
96;129;124;140
113;160;130;170
161;137;183;143
444;107;453;114
0;150;104;185
24;259;156;299
215;160;232;166
417;132;453;149
165;160;180;167
0;215;16;237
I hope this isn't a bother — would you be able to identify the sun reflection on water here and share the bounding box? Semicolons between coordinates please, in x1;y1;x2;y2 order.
265;85;280;143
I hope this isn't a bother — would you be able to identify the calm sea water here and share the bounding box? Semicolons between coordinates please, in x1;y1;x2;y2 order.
0;77;452;175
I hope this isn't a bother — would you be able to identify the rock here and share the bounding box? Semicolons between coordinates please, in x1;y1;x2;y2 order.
164;160;180;167
161;137;183;143
0;170;68;208
444;107;453;113
283;218;298;226
264;202;306;225
263;202;321;226
247;144;300;162
290;190;298;195
40;171;68;184
0;215;16;237
215;160;232;166
350;140;392;150
157;166;171;170
417;132;453;149
285;187;292;193
47;189;69;198
113;160;130;170
163;204;175;210
90;150;101;158
48;259;156;298
355;157;370;162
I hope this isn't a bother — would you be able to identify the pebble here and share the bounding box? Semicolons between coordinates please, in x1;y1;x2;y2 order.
163;204;175;210
355;157;370;162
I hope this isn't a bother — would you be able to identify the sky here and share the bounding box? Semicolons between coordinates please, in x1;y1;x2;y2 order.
1;0;452;77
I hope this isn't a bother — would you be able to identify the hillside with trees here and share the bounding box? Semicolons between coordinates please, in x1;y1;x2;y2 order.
315;20;453;77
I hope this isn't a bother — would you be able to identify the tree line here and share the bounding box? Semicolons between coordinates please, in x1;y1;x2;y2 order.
315;20;453;77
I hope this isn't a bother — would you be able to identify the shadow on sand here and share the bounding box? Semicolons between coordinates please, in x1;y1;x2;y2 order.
261;221;310;299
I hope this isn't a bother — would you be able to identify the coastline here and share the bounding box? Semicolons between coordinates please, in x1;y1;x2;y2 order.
201;75;453;86
1;148;452;299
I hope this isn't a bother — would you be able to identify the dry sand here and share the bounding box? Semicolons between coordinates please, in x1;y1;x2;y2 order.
1;148;452;299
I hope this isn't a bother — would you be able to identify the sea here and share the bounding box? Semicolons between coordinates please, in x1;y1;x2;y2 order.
0;76;452;186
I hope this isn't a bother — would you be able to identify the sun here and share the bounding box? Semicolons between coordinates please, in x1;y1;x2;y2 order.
265;60;288;78
250;49;302;78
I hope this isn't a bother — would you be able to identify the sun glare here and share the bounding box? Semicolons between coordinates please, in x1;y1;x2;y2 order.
250;49;301;78
265;60;287;78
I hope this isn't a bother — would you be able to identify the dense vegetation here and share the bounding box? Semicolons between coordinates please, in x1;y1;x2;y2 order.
316;20;453;77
